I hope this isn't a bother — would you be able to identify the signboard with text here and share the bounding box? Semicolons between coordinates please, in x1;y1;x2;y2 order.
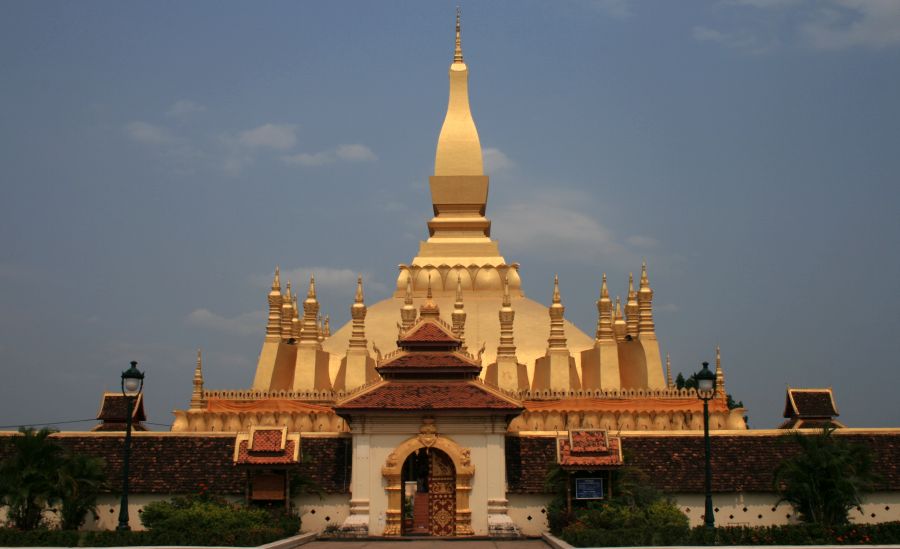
575;477;605;500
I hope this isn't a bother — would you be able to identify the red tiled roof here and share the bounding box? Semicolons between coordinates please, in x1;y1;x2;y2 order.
251;429;283;452
236;439;297;465
335;381;522;412
558;436;623;469
570;430;609;453
378;352;480;370
96;393;146;423
400;321;459;345
785;388;838;418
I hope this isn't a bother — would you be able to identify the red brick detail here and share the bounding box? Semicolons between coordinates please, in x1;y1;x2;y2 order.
0;434;351;495
336;382;521;411
507;432;900;494
236;439;297;465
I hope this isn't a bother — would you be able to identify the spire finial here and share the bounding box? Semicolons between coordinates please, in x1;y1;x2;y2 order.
454;6;463;63
552;274;561;304
190;348;205;410
355;275;364;304
307;275;317;299
715;344;724;396
666;352;673;389
427;273;433;300
502;273;511;307
455;273;463;302
640;260;650;288
601;273;609;298
452;272;467;350
272;266;281;291
285;280;292;299
405;275;413;305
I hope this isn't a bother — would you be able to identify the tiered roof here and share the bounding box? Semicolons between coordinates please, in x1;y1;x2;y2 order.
93;392;147;432
780;387;844;429
234;426;300;466
556;430;624;469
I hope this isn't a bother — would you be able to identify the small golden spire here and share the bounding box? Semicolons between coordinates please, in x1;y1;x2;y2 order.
350;276;368;349
626;272;639;338
715;345;724;396
666;353;672;389
420;272;440;318
265;267;284;339
281;281;295;341
190;349;205;410
355;274;364;304
307;275;317;299
285;281;293;300
454;6;464;64
638;261;656;336
452;273;467;350
613;296;627;342
548;275;567;350
400;274;416;331
596;273;614;342
292;294;300;339
272;266;281;291
497;273;516;358
324;315;331;338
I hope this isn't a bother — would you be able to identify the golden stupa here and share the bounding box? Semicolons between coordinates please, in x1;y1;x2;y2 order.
172;12;747;434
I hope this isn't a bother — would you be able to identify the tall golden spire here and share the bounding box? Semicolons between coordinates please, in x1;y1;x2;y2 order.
349;275;368;350
548;275;567;350
451;274;468;351
299;275;321;347
497;274;516;358
291;294;300;340
265;267;283;340
280;281;294;341
190;349;205;410
400;276;417;331
434;8;483;176
638;260;656;336
625;273;639;338
596;273;614;342
613;296;626;342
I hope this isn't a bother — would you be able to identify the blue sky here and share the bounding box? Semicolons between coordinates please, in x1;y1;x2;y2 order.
1;0;899;430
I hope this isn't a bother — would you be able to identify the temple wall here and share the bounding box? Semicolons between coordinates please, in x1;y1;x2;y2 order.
294;493;351;532
671;492;900;527
507;494;549;536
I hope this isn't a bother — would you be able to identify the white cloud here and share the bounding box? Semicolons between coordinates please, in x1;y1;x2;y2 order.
125;121;176;145
589;0;633;19
282;144;377;167
483;147;514;174
166;99;206;117
625;235;660;249
800;0;900;50
492;197;625;260
253;267;387;296
185;308;265;336
238;123;298;150
691;26;777;54
335;144;377;162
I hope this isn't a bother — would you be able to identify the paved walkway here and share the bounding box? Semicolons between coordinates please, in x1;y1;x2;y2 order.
302;539;548;549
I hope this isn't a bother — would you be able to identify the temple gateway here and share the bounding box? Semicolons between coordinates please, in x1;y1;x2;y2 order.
3;13;898;537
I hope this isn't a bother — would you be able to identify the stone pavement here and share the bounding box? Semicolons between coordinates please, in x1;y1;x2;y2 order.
301;539;549;549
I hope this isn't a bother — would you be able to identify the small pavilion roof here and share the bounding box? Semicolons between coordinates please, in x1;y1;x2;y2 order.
334;380;522;414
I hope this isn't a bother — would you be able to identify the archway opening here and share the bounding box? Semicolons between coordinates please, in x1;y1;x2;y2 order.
400;448;456;536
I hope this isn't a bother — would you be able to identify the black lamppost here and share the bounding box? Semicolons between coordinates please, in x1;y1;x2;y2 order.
117;360;144;532
696;361;716;530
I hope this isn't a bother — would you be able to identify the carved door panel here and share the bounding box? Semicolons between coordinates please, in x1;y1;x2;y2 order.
428;450;456;536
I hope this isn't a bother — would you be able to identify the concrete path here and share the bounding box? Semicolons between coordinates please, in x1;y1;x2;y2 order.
302;540;548;549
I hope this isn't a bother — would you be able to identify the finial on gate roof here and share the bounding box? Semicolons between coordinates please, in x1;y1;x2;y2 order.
190;349;205;410
452;273;467;351
454;6;464;64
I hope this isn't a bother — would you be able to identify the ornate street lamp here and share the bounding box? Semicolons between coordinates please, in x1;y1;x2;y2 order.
696;361;716;530
117;361;144;531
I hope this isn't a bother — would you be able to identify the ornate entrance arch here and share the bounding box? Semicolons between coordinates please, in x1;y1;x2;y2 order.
381;419;474;536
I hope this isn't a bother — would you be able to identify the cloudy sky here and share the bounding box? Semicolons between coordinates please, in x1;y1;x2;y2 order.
2;1;899;431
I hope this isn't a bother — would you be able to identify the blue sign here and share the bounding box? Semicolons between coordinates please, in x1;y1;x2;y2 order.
575;477;605;500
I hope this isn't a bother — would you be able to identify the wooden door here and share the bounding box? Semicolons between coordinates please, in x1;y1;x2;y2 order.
428;450;456;536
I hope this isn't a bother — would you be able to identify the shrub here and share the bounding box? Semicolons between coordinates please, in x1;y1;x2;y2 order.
0;529;79;547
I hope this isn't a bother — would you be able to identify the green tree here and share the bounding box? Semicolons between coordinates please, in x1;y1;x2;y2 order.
56;453;106;530
774;427;877;526
0;427;63;530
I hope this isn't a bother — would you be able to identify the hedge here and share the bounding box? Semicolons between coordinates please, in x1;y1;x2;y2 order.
560;521;900;547
0;527;288;547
